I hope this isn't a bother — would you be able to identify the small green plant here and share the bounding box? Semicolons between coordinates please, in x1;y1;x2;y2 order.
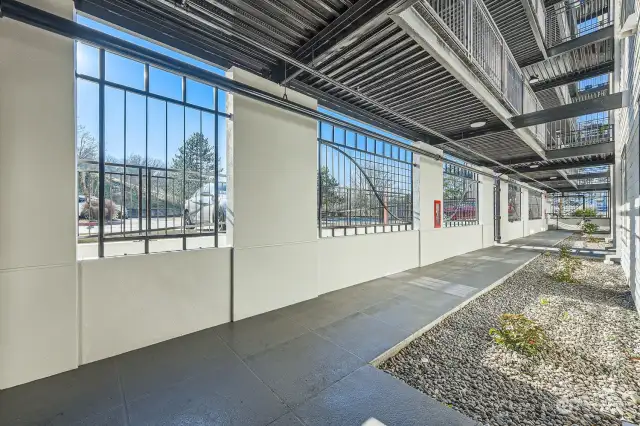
560;311;570;321
559;246;572;260
554;246;580;283
574;207;597;218
582;221;599;236
553;259;580;283
489;314;547;356
540;298;550;305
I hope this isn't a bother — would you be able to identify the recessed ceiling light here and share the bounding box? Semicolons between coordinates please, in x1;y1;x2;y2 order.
529;75;540;84
470;121;487;128
530;164;539;168
549;176;557;180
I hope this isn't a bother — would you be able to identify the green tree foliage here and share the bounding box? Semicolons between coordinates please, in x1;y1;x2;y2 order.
170;132;222;201
319;166;344;214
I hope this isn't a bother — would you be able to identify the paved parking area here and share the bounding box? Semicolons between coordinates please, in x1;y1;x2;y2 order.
0;231;571;426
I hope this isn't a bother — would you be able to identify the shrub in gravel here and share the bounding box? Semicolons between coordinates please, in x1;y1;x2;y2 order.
489;313;547;356
553;247;581;283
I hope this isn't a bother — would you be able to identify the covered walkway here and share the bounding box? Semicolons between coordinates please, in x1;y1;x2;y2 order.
0;231;571;426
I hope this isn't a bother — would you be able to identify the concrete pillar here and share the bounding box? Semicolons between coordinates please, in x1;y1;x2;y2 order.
478;168;495;247
226;67;318;320
417;143;444;233
0;1;78;389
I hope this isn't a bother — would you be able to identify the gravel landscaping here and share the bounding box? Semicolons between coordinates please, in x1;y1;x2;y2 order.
381;235;640;426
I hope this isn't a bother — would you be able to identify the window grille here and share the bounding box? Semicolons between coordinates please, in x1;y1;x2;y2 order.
443;163;479;227
549;191;610;218
508;184;521;222
76;42;228;257
528;192;542;220
317;122;413;237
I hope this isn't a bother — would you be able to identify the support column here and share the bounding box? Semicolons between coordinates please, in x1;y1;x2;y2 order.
478;169;495;247
226;67;318;320
0;0;78;389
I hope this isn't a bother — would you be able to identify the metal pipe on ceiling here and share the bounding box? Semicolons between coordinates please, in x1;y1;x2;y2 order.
1;0;555;193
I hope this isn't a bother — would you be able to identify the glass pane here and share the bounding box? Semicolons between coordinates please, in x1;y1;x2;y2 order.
76;79;100;243
104;87;125;165
186;79;214;109
184;108;202;234
334;128;345;145
167;102;185;232
105;52;144;90
149;67;182;101
76;42;100;78
320;122;333;141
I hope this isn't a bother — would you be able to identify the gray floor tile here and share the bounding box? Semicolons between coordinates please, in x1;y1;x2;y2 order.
389;283;463;311
313;312;409;362
0;359;121;426
216;310;309;359
319;281;395;311
127;354;287;426
294;365;477;426
116;328;235;401
278;297;369;331
268;412;305;426
362;295;457;334
245;332;365;407
70;406;127;426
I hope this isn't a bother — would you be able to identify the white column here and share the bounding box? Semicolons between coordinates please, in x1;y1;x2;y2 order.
226;67;318;320
478;170;496;247
0;1;78;389
500;180;510;242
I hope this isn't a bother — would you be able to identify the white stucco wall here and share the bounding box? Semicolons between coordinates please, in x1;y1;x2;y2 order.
0;1;78;389
318;231;420;294
226;67;319;320
79;248;231;363
614;1;640;311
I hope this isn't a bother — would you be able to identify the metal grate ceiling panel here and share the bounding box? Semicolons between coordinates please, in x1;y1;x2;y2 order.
521;39;614;87
447;131;543;163
483;0;544;67
295;21;505;137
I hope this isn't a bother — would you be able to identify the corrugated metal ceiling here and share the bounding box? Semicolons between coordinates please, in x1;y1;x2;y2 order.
521;39;614;86
482;0;545;67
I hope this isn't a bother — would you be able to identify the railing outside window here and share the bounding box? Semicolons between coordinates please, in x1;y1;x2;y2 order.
546;112;612;150
318;122;413;237
443;163;479;227
546;0;612;48
76;42;228;257
508;184;521;222
528;192;542;220
549;191;610;217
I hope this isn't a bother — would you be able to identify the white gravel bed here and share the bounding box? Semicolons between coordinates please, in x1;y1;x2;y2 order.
381;239;640;426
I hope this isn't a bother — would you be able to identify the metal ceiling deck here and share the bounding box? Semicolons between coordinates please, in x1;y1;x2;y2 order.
445;131;543;164
294;21;504;137
483;0;545;67
522;39;614;88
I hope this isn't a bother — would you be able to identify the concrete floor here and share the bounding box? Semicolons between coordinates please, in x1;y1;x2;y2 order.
0;231;571;426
